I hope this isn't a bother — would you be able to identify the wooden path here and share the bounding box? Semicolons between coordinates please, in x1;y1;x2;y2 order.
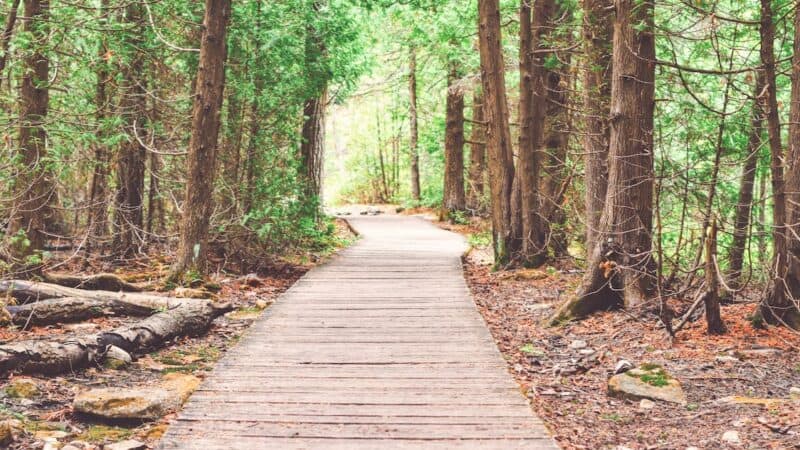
158;215;558;449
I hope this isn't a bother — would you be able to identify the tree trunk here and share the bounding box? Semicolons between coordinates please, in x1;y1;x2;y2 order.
540;4;573;258
408;48;421;201
704;218;726;334
170;0;231;280
762;3;800;329
0;0;21;89
467;91;486;211
728;76;764;287
7;0;52;271
478;0;516;265
551;0;656;322
442;61;466;214
582;0;613;253
112;3;147;260
300;89;327;202
516;0;551;266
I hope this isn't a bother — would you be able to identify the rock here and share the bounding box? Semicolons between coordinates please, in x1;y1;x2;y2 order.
578;348;596;356
255;299;269;309
5;377;40;398
0;419;23;446
790;387;800;400
720;396;785;408
34;430;71;440
74;374;200;420
614;360;634;374
686;447;700;450
639;399;656;410
721;430;740;444
569;340;588;350
608;366;687;405
64;323;100;333
240;273;262;287
103;346;132;370
104;440;146;450
715;355;740;364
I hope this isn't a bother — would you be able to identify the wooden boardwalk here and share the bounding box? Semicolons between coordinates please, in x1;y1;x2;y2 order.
158;215;558;449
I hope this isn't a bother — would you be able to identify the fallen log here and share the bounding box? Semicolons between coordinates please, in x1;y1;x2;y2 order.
0;301;232;375
97;301;232;353
5;295;186;327
0;280;200;303
42;272;142;292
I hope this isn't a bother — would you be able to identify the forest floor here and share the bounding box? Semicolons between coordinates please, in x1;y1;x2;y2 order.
435;217;800;450
0;219;355;450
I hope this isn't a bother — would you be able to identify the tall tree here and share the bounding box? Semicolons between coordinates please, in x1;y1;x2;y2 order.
170;0;232;280
7;0;52;270
0;0;21;88
466;90;486;212
582;0;613;253
86;0;112;253
478;0;515;265
762;3;800;329
516;0;552;266
728;76;764;287
112;3;148;259
442;61;466;214
552;0;656;321
300;0;330;202
408;48;421;201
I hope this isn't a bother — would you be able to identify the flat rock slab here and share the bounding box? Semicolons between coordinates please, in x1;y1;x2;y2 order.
158;215;559;449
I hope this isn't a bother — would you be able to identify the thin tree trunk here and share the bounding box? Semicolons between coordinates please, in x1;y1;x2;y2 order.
582;0;613;254
0;0;21;89
478;0;515;265
763;3;800;329
8;0;52;272
551;0;656;322
86;1;111;255
442;61;466;214
408;48;421;201
467;91;486;211
112;3;147;260
728;76;765;287
704;217;726;334
170;0;231;280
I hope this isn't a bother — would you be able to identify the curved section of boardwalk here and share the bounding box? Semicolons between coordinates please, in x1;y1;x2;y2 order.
158;215;558;449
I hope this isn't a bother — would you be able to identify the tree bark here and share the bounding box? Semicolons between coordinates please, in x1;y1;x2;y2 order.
300;89;327;202
704;218;726;334
466;91;486;211
516;0;552;266
582;0;613;254
551;0;656;322
170;0;232;280
540;5;573;258
0;0;21;89
442;61;466;214
408;48;421;201
762;3;800;329
7;0;53;271
112;3;147;260
728;76;764;287
478;0;515;265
